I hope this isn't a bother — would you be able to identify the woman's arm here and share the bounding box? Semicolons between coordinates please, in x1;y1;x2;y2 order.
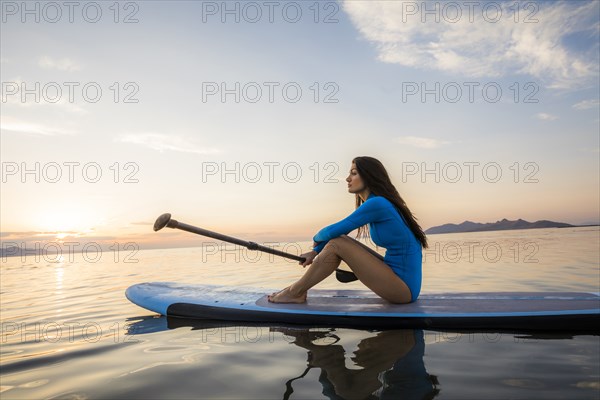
312;196;390;254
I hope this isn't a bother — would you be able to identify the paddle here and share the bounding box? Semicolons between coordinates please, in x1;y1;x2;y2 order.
153;213;359;283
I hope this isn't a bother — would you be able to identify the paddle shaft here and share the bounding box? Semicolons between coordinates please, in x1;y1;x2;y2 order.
168;219;306;262
154;213;359;283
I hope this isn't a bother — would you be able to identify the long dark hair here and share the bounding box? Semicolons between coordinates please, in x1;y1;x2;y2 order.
353;156;428;249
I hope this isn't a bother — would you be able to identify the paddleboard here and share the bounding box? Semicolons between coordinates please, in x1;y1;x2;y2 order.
126;282;600;331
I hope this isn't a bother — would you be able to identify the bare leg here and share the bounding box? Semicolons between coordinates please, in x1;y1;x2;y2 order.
269;235;412;304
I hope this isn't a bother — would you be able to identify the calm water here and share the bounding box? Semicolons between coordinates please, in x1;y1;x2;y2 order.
1;227;599;399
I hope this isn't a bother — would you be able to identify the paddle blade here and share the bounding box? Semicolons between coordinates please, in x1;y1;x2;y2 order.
154;213;172;231
335;269;358;283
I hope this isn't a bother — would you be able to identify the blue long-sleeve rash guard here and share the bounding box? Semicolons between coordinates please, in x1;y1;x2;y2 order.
312;193;423;302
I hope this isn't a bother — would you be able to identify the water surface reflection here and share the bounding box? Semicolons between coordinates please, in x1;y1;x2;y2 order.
162;318;440;399
272;327;439;400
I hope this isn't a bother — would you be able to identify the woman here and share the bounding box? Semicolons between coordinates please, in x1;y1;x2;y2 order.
268;156;428;304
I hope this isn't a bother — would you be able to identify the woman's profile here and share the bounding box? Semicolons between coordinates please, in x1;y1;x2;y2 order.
268;156;428;304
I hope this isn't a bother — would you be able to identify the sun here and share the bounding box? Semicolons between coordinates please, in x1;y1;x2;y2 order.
36;202;102;234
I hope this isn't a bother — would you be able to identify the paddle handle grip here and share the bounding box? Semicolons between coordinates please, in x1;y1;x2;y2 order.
167;219;307;263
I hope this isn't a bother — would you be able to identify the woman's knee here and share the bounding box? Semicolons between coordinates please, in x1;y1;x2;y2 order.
323;236;350;255
327;235;353;248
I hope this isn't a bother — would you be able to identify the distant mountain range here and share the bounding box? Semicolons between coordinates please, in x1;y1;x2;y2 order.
425;218;584;234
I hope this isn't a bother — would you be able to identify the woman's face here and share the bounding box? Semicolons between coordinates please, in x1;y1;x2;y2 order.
346;163;365;193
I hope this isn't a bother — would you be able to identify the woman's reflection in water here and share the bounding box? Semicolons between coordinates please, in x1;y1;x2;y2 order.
275;328;439;400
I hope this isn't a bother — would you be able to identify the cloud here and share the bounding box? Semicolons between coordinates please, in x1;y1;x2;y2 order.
394;135;450;149
3;96;88;114
573;99;600;110
38;56;81;72
535;113;558;121
2;77;87;114
117;133;220;155
341;1;599;89
0;116;76;136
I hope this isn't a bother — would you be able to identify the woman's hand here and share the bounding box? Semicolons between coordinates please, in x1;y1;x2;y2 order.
299;250;317;267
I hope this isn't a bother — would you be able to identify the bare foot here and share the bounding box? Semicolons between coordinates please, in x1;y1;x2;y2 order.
267;286;307;304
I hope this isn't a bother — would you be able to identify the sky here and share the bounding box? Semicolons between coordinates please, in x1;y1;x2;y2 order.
1;0;599;251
